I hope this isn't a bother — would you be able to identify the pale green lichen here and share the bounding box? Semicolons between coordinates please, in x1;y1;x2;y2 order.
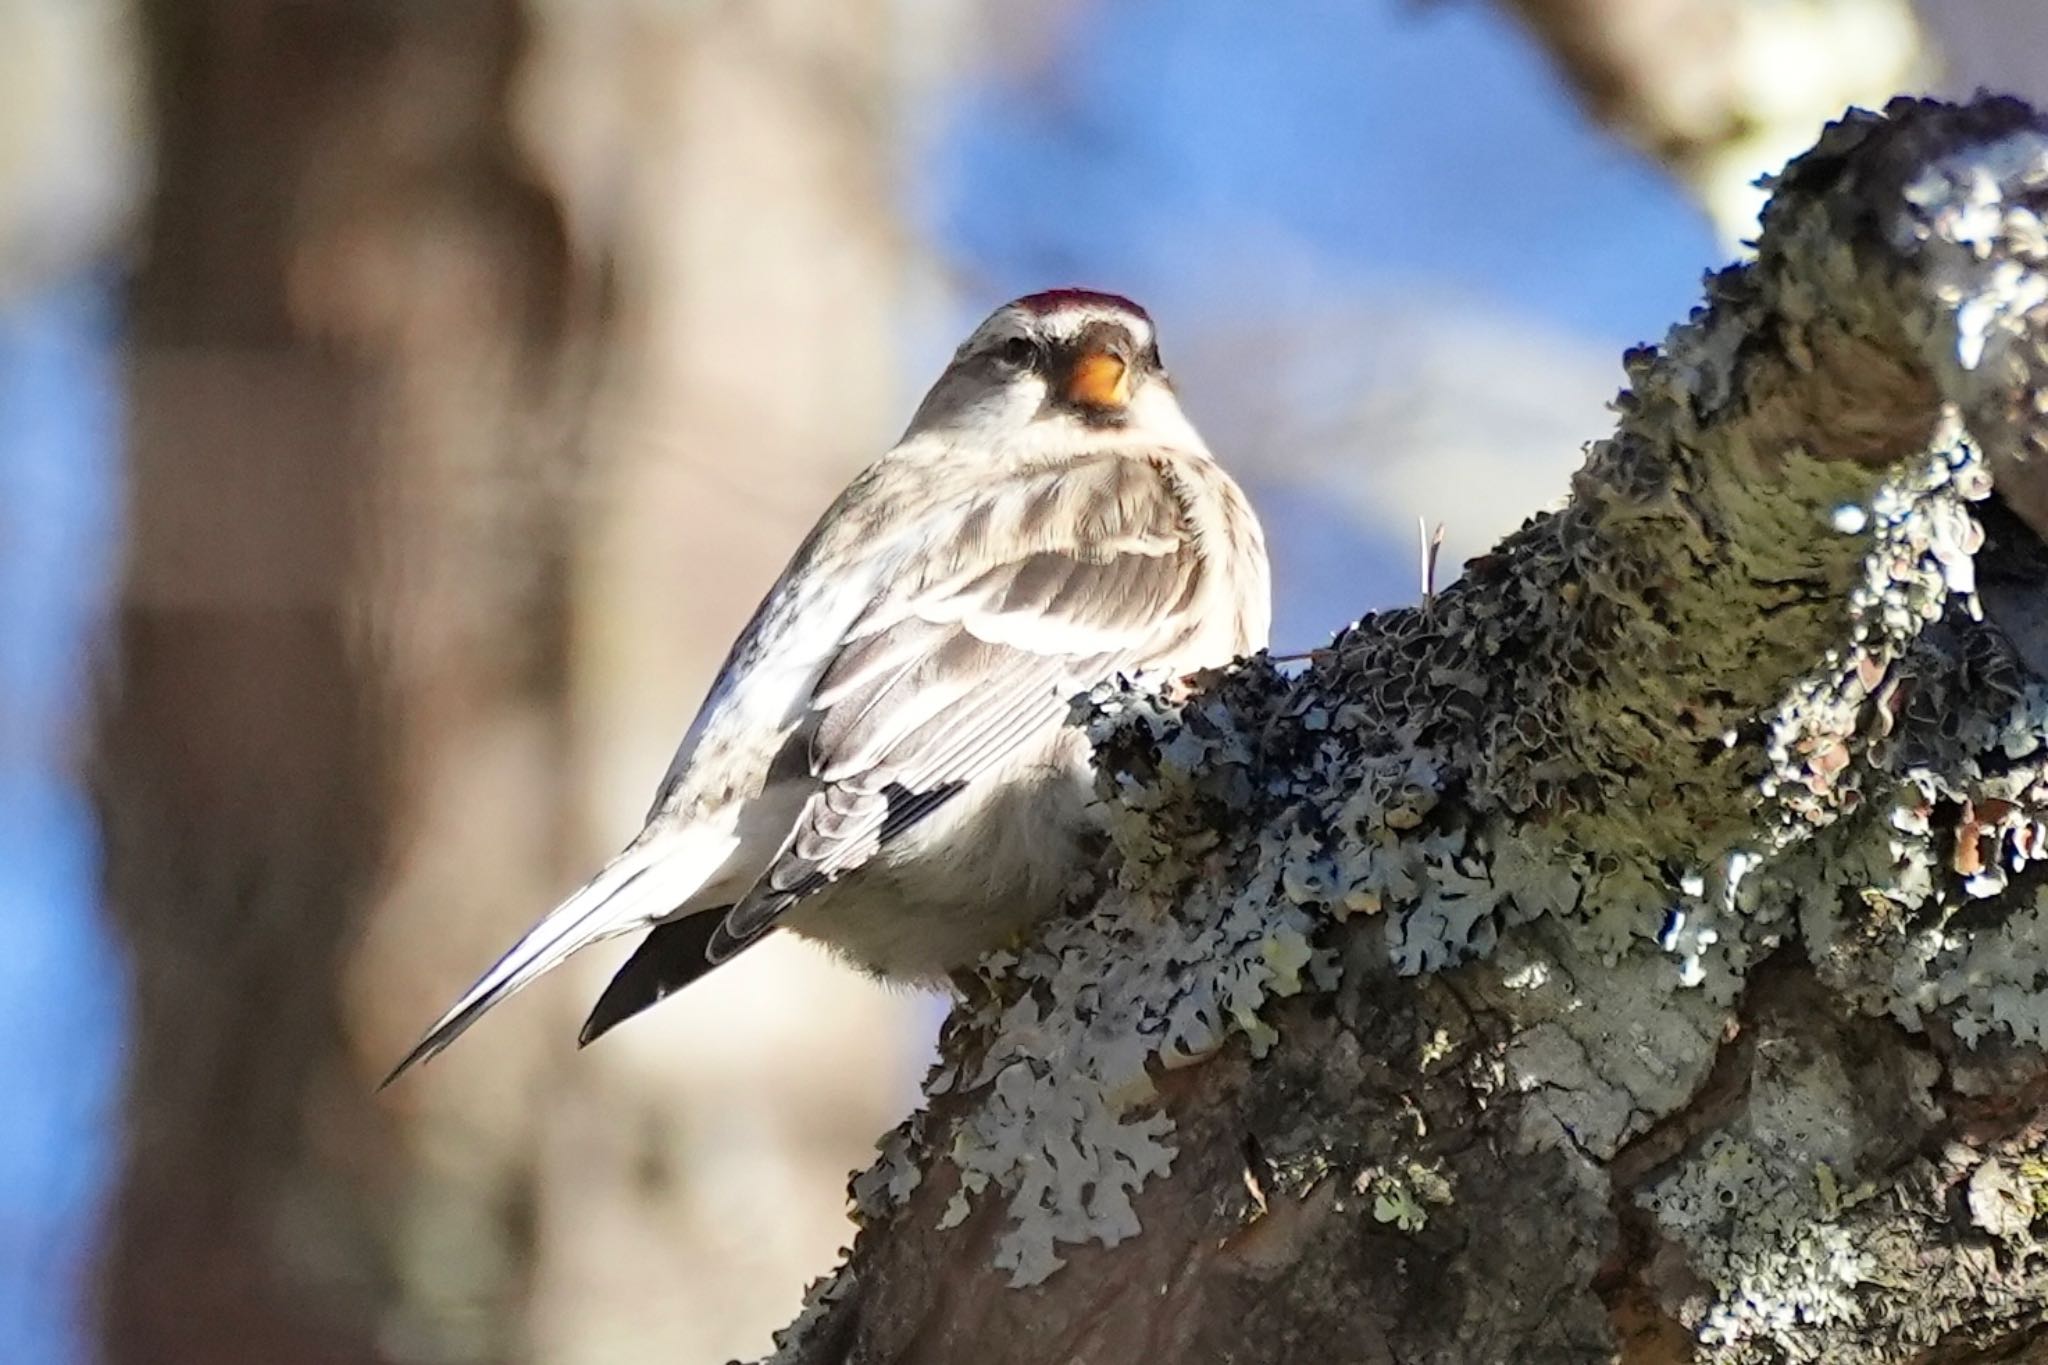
874;676;1327;1286
849;1109;926;1224
1964;1156;2040;1242
1641;1133;1869;1360
757;1265;856;1365
1495;923;1728;1160
1360;1158;1453;1233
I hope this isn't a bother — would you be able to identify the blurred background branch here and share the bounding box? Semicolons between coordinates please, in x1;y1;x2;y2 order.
0;0;146;302
1497;0;1927;241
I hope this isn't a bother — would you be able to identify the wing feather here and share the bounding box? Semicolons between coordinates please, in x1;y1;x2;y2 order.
708;450;1212;957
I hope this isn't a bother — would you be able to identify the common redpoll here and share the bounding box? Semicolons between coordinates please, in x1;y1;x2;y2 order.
387;289;1271;1081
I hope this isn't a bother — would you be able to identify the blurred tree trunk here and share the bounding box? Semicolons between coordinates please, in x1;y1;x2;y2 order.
99;4;574;1361
96;2;925;1362
1918;0;2048;108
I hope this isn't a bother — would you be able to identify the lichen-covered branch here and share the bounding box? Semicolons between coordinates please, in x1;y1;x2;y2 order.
767;98;2048;1365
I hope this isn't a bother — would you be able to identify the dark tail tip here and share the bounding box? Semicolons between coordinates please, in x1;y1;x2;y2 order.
379;1029;452;1090
379;992;498;1089
577;911;735;1048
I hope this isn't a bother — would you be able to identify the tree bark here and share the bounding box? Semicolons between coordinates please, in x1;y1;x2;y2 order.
771;96;2048;1365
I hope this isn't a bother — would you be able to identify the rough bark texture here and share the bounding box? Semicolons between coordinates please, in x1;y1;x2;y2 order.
770;97;2048;1365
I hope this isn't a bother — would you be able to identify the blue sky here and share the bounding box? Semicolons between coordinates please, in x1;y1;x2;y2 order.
0;276;126;1365
927;0;1713;348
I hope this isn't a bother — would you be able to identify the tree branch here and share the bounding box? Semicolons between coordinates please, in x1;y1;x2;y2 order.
768;97;2048;1365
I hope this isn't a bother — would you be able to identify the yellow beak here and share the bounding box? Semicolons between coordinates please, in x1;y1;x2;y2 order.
1064;351;1129;410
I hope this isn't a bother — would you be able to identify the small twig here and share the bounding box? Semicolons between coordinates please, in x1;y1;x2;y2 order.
1419;517;1447;605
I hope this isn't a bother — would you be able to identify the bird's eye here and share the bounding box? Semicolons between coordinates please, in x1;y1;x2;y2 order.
1143;340;1163;370
996;337;1038;369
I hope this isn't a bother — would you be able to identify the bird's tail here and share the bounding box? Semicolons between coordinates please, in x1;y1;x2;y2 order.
382;828;723;1086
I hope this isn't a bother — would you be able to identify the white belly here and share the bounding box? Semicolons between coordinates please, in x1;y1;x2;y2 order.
777;729;1096;980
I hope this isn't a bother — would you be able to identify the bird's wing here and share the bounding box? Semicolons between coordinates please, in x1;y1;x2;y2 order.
708;448;1210;957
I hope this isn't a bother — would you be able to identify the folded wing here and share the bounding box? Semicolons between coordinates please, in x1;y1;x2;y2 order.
707;449;1210;958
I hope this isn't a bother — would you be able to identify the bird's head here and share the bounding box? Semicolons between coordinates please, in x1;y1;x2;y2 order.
904;290;1200;451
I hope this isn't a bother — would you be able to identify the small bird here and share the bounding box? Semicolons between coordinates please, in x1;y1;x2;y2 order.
386;290;1270;1083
